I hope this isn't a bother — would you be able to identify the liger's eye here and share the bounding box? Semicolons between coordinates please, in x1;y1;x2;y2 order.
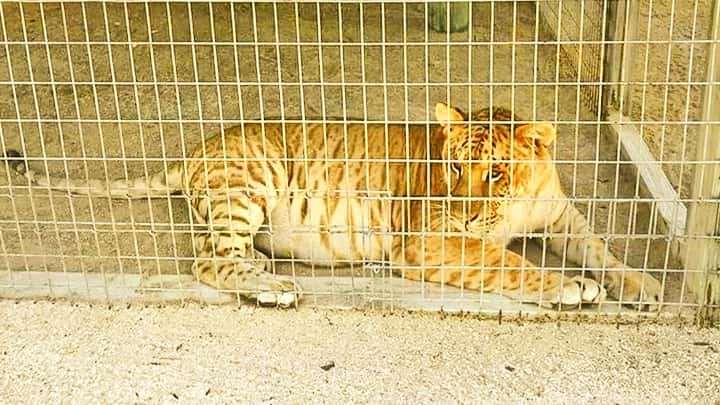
483;168;503;182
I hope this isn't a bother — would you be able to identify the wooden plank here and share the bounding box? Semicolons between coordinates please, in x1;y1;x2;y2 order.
607;109;688;238
0;270;651;315
684;0;720;326
0;270;538;313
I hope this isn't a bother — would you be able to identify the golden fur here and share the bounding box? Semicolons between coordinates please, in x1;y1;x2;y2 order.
5;103;662;309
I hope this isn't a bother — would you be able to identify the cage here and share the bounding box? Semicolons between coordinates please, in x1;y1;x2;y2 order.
0;0;718;324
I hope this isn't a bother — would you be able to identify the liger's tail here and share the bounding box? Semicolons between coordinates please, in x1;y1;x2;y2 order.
4;149;184;199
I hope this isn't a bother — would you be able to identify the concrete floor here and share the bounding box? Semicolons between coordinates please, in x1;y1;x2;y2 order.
1;300;718;404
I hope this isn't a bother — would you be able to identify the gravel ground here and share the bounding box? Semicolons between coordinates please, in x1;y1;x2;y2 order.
1;300;719;404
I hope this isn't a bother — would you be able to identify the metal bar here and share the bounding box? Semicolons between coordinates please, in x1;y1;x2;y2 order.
685;0;720;326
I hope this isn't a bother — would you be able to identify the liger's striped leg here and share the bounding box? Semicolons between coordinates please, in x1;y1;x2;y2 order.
392;235;606;308
546;201;662;310
191;194;301;307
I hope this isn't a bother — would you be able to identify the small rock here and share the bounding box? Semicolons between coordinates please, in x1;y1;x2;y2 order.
320;361;335;371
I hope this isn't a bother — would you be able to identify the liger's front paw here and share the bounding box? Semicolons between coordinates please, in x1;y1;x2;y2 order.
606;269;662;311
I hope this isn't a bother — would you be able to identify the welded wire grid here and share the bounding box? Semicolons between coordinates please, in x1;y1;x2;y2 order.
0;1;716;317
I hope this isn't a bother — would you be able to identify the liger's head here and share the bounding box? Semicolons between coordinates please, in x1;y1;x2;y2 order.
434;102;556;232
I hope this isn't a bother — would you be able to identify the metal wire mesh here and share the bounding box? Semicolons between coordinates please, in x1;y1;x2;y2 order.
0;1;717;320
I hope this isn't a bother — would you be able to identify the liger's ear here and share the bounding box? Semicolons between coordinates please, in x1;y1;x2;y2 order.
434;103;465;129
515;123;556;147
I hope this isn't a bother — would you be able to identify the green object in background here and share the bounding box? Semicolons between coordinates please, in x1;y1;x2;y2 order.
428;2;470;33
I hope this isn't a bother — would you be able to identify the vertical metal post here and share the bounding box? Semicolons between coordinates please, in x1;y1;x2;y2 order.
602;0;624;113
617;0;639;116
602;0;620;111
685;0;720;326
602;0;639;115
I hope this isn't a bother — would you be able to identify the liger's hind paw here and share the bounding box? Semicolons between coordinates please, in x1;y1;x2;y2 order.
251;276;302;308
543;276;606;308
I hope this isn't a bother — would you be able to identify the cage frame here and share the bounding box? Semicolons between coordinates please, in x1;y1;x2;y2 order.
595;0;720;325
0;0;717;324
684;0;720;326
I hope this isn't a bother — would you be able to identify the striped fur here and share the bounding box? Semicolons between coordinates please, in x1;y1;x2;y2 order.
4;103;662;309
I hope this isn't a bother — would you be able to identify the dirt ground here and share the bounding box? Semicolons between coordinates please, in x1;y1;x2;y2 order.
0;2;710;312
631;0;710;197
